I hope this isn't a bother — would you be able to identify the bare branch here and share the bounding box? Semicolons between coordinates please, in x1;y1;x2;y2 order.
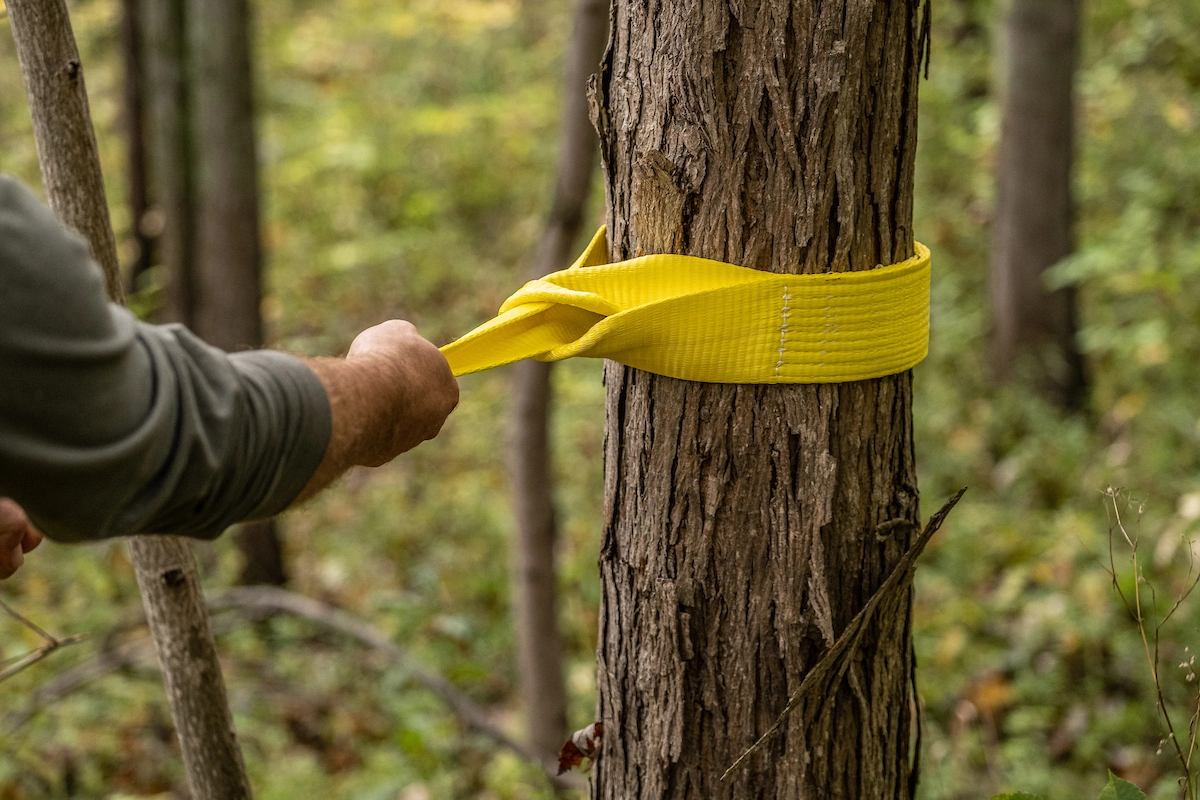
2;610;261;733
722;489;966;781
0;598;89;684
4;589;583;792
205;586;584;793
0;635;87;684
0;597;60;645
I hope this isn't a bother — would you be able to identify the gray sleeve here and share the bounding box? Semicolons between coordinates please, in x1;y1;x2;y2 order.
0;175;332;543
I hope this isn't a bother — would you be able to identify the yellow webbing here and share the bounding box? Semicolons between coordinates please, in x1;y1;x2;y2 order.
440;226;930;384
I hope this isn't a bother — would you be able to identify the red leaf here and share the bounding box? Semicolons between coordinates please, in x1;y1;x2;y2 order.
557;721;603;774
557;739;585;775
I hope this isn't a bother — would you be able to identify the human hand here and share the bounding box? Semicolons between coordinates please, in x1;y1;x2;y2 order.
295;320;460;504
346;320;459;464
0;498;43;580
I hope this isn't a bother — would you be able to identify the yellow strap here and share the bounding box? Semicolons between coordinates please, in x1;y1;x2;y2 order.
440;226;930;384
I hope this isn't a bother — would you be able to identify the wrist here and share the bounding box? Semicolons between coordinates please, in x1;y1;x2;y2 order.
290;323;458;504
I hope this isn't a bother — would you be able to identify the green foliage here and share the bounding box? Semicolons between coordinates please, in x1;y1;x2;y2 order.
3;0;1200;798
1099;771;1149;800
1;0;584;796
991;771;1147;800
910;0;1200;798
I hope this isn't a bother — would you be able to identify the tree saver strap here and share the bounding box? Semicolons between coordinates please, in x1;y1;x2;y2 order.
440;226;930;384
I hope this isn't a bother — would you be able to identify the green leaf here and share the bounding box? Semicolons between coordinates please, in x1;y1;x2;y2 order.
1098;772;1146;800
991;794;1044;800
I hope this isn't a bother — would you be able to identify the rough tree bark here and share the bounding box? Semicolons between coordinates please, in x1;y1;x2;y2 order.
6;1;122;301
6;3;254;798
142;0;195;325
591;2;925;798
989;0;1086;409
186;0;284;585
508;0;608;765
127;538;255;797
120;0;154;289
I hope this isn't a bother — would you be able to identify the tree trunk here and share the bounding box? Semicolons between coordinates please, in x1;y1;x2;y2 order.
233;519;286;586
187;0;285;585
6;0;122;302
6;3;254;798
187;0;263;353
120;0;154;290
142;0;195;325
508;0;608;765
591;2;924;798
128;537;255;798
989;0;1086;409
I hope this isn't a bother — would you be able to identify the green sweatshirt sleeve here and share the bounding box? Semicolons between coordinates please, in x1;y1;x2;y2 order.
0;175;332;543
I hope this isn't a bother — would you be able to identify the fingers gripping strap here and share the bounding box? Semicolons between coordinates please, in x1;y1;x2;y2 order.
440;227;931;384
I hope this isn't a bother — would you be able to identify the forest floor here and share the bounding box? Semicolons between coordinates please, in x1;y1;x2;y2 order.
4;0;1200;798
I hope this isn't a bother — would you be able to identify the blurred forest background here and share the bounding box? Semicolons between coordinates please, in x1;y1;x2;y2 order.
3;0;1200;798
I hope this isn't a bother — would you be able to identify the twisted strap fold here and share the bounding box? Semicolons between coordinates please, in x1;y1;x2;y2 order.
441;227;930;384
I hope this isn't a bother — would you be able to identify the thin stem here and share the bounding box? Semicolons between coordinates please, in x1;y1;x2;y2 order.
0;597;58;645
0;635;87;683
0;598;88;684
1106;489;1196;798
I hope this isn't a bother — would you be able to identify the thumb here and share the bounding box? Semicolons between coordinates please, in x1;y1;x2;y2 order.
0;545;22;580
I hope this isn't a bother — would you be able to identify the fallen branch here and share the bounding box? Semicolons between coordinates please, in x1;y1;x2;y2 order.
5;587;582;792
721;488;967;781
205;586;583;792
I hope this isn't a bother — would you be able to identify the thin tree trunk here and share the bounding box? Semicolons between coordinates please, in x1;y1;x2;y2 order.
142;0;195;325
6;3;254;798
120;0;154;290
128;537;255;797
989;0;1086;409
508;0;608;765
6;1;122;301
591;2;924;798
187;0;263;352
187;0;285;585
232;520;285;586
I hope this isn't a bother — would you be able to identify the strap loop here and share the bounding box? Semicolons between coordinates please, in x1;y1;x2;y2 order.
441;226;930;384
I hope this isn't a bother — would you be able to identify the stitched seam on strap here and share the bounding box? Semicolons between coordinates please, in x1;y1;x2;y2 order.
822;287;833;368
775;286;790;377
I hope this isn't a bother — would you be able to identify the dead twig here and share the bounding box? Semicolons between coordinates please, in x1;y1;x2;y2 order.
3;608;263;733
722;488;966;781
4;638;149;730
0;598;87;684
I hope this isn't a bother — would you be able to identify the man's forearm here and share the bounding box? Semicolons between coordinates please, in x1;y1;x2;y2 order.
294;355;390;502
0;176;456;570
2;175;334;543
0;321;455;580
293;321;459;504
